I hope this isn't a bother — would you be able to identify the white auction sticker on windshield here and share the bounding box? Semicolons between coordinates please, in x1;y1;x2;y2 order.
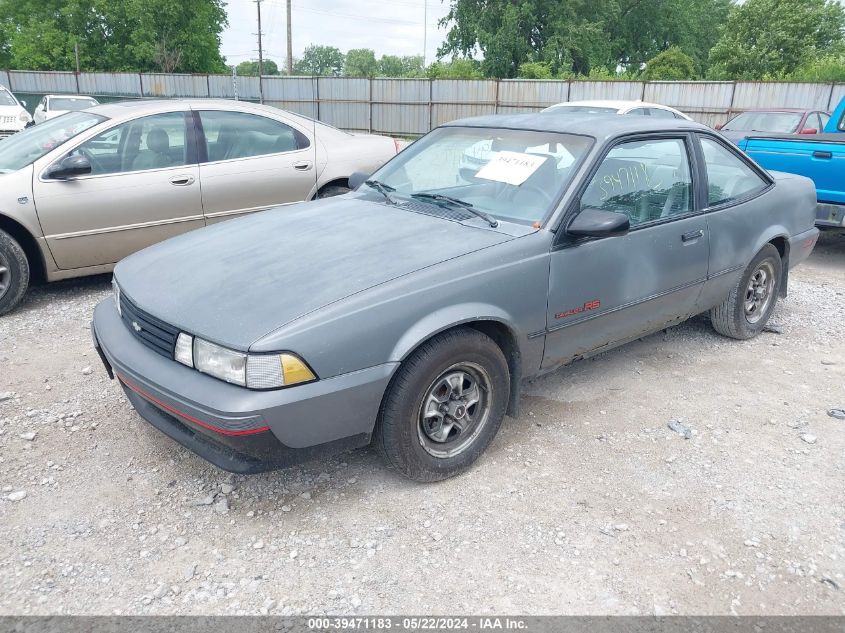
475;151;547;186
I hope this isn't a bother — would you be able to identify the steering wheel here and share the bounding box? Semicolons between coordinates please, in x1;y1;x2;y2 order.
76;147;100;172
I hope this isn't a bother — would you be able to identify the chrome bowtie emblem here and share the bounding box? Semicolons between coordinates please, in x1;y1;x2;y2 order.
132;321;142;332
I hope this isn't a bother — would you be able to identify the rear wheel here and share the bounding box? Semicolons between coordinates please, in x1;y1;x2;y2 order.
710;244;782;340
374;328;509;482
0;230;30;316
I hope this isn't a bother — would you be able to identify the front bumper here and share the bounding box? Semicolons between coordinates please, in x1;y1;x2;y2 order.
92;300;397;473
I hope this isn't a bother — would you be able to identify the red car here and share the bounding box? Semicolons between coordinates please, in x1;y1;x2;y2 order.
716;108;832;143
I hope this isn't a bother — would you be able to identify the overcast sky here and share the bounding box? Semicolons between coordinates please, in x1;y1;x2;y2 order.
221;0;453;67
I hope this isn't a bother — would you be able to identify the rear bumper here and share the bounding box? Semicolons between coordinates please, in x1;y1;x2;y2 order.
92;300;397;473
816;203;845;229
788;227;820;270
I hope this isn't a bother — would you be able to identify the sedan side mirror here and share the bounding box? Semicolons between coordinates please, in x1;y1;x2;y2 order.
348;171;369;191
567;208;630;238
45;154;92;180
799;128;818;135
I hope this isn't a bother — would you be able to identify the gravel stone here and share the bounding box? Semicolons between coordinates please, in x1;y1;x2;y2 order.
6;490;26;502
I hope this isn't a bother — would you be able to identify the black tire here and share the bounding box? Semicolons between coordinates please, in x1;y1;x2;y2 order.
0;229;30;316
374;327;510;482
710;244;782;340
317;185;351;198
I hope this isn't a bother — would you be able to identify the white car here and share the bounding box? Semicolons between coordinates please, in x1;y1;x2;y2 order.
543;99;692;120
0;86;32;139
33;94;100;125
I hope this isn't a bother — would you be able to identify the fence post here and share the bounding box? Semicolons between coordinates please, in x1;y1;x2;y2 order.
727;80;737;120
494;79;500;114
315;76;321;121
369;76;373;133
206;74;211;98
138;73;144;97
428;79;433;133
641;80;647;101
6;69;13;92
828;82;837;112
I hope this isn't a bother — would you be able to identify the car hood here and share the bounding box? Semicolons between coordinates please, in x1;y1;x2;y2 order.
115;195;513;350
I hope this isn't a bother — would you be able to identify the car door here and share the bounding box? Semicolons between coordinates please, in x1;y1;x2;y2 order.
542;135;709;369
33;110;203;270
695;135;777;309
195;109;317;224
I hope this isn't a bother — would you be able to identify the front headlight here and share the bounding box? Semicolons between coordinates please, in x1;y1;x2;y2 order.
181;335;316;389
19;111;31;123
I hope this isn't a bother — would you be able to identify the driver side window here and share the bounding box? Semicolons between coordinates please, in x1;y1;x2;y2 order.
72;112;189;175
580;138;693;227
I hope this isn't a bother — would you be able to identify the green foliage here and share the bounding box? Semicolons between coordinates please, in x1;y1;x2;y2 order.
642;47;696;80
438;0;731;78
517;62;552;79
0;0;228;72
378;55;425;78
708;0;845;79
234;59;280;76
344;48;378;77
789;54;845;82
293;45;345;76
426;58;484;79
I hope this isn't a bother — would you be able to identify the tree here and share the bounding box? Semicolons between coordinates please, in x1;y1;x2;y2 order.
293;45;345;76
517;61;552;79
437;0;731;78
790;53;845;82
344;48;378;77
708;0;845;79
377;54;425;77
0;0;228;73
426;58;483;79
235;59;280;76
642;47;696;80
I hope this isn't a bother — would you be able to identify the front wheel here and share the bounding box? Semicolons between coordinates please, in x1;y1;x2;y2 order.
374;328;510;482
710;244;782;340
0;229;30;316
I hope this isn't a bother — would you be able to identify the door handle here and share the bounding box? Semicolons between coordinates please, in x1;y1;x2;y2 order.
293;161;313;171
812;151;832;159
169;175;195;186
681;229;704;242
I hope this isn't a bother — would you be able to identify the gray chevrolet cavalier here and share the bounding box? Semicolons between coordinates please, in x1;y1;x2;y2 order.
92;113;819;482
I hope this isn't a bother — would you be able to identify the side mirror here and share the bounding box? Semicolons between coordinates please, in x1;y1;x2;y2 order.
567;208;630;238
45;154;92;180
799;128;818;135
714;122;724;130
348;171;369;191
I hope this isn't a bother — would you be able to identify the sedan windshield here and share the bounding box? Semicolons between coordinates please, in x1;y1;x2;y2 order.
723;111;803;133
0;111;104;174
367;127;593;225
0;88;18;106
50;97;98;111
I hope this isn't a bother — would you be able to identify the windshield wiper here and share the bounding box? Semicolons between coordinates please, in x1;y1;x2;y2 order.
411;192;499;228
364;179;398;205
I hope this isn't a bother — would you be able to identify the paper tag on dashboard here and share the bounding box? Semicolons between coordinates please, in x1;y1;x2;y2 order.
475;151;547;186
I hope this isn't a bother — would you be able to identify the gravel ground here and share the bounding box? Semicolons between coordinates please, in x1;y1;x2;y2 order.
1;232;844;616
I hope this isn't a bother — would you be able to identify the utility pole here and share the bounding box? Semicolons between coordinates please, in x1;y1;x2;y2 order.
256;0;265;103
286;0;293;75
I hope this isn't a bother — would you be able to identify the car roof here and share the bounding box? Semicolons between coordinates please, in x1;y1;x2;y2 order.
548;99;674;111
45;94;99;99
84;98;309;121
735;108;812;113
441;111;709;141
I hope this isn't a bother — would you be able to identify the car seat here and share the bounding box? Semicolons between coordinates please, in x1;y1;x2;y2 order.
132;128;174;171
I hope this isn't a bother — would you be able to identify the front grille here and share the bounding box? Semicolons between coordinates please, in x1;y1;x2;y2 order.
0;116;15;124
120;294;179;359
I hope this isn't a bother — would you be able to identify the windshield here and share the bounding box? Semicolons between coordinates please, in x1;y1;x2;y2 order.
50;97;98;111
366;126;593;225
723;111;803;133
544;105;618;114
0;88;19;107
0;111;105;174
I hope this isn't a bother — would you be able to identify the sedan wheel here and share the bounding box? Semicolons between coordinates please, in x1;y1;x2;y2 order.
375;327;509;482
710;243;782;340
0;230;30;316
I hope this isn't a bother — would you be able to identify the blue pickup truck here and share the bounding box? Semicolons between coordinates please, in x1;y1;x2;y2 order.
738;96;845;230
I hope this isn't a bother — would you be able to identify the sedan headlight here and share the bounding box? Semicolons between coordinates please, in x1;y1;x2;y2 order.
19;111;31;123
112;278;121;316
177;334;316;390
